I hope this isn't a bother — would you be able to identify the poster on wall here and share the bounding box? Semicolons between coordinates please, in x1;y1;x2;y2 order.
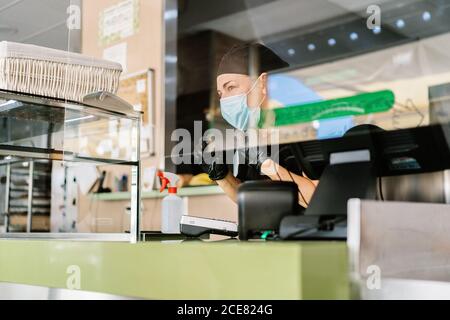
99;0;140;46
103;42;128;73
116;69;156;158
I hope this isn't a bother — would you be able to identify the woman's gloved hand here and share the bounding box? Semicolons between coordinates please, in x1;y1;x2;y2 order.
241;146;273;171
194;139;229;181
233;146;273;179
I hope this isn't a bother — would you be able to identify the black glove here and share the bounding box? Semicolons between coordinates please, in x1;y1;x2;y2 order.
233;146;271;179
248;146;271;174
194;139;229;181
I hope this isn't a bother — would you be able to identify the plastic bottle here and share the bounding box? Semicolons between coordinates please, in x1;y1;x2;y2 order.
157;171;184;234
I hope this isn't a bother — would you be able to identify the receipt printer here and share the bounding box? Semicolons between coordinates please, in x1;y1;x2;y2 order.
237;181;301;240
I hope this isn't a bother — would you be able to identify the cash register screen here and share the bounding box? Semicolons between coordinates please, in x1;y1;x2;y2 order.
264;32;450;145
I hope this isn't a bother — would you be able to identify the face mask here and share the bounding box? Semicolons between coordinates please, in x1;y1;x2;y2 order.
220;77;263;131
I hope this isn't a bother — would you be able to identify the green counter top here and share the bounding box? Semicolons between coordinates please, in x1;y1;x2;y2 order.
0;240;349;299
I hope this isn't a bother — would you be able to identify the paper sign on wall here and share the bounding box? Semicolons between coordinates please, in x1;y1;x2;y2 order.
136;79;147;93
103;42;128;73
99;0;140;46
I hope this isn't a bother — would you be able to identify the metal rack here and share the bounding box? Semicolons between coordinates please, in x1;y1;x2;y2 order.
2;159;52;233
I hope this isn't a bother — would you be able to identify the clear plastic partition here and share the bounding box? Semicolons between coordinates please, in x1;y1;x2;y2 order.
171;0;450;171
259;33;450;145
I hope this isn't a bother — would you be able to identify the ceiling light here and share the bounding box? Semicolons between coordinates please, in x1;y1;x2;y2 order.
396;19;405;29
422;11;431;22
307;43;316;51
65;115;95;124
287;48;296;56
373;26;382;34
349;32;359;41
328;38;336;46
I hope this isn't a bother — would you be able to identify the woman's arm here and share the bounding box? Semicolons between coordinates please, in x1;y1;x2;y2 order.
260;159;317;208
216;171;241;203
215;161;317;206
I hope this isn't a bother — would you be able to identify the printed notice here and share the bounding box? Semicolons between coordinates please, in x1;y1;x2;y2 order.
99;0;140;46
103;42;128;73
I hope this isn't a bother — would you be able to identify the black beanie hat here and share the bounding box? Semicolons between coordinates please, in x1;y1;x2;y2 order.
217;43;289;76
343;124;385;137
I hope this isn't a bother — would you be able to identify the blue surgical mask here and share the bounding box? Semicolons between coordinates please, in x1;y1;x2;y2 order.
220;78;262;131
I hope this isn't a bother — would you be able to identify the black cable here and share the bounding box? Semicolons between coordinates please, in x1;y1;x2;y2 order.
284;216;346;240
284;225;318;240
287;170;309;207
274;167;282;181
272;161;308;207
378;176;385;201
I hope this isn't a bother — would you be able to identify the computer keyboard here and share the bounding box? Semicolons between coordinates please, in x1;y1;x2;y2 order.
180;215;238;238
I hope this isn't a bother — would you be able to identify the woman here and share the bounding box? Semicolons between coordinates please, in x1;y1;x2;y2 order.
199;43;318;208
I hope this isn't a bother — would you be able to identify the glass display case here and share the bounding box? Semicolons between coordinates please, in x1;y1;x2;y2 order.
0;89;141;242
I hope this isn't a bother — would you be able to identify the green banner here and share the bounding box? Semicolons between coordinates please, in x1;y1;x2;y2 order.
260;90;395;127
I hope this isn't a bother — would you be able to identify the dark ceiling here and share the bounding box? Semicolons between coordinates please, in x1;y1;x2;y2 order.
179;0;450;69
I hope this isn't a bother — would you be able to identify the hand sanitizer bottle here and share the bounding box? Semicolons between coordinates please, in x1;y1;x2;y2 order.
157;171;184;234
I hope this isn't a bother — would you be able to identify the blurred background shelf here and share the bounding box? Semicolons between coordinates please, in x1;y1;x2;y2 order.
90;185;224;201
1;160;52;233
